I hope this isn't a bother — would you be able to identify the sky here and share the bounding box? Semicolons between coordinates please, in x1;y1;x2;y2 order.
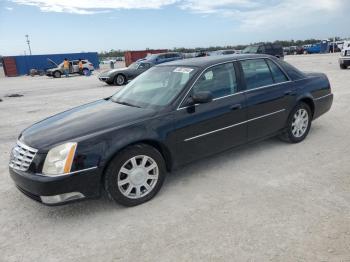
0;0;349;55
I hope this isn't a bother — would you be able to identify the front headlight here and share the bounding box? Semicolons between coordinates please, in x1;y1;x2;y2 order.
42;142;77;176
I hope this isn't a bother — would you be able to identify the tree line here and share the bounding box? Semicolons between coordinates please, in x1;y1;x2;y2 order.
97;37;345;59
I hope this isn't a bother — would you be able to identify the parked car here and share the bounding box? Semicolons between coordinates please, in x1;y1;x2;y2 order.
339;43;350;69
9;54;333;206
138;52;182;64
46;59;94;78
99;61;154;86
215;49;237;55
284;46;304;55
242;43;284;59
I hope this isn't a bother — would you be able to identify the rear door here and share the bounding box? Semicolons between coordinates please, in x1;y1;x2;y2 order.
239;58;295;141
172;62;248;165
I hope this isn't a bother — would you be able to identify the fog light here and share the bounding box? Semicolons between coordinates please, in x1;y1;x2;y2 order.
40;192;85;204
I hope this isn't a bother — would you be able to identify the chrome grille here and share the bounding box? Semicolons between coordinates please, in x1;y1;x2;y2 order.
9;141;38;172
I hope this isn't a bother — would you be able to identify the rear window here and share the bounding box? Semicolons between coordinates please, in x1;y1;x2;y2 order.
278;60;306;80
266;59;288;83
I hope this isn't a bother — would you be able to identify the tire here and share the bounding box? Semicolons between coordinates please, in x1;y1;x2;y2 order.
114;74;126;86
104;144;166;207
53;71;61;78
279;103;312;143
340;64;347;70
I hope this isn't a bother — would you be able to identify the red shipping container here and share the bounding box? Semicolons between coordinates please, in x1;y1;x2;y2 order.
124;49;168;67
2;57;18;77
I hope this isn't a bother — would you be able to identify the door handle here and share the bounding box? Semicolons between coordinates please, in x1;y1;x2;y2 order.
230;104;242;110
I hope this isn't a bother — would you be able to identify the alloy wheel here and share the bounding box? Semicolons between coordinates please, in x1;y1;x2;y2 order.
117;75;125;85
117;155;159;199
291;108;309;138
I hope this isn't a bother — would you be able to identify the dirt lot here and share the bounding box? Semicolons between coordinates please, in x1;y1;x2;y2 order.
0;54;349;262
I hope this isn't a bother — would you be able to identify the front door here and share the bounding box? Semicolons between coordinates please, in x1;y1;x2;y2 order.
239;58;296;141
172;62;248;165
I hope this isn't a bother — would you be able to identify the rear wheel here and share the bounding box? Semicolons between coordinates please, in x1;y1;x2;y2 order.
104;144;166;206
53;71;61;78
279;103;312;143
114;74;126;86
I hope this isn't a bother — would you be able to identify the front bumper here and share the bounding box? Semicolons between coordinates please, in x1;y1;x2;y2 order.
9;166;102;205
99;76;111;82
339;57;350;65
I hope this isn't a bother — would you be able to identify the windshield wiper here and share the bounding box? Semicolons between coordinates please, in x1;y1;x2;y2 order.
111;99;141;108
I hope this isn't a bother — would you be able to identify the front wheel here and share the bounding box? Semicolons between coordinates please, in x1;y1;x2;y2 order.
279;103;312;143
53;71;61;78
104;144;166;206
114;74;126;86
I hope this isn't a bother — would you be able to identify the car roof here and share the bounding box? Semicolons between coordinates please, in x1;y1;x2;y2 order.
158;54;273;69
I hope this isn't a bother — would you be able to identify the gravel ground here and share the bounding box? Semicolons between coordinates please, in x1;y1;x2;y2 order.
0;53;349;262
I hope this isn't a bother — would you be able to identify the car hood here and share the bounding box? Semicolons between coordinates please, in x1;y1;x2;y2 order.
20;99;156;151
100;68;128;76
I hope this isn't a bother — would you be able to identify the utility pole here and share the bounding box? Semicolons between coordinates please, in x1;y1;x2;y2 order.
25;34;32;55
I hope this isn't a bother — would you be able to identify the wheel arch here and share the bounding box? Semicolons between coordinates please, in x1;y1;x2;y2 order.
101;139;173;183
297;96;315;118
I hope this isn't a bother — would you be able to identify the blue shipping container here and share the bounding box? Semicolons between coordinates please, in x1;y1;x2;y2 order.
9;52;99;76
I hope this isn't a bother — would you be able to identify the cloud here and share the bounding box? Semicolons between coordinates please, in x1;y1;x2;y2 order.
10;0;347;31
11;0;179;14
5;7;14;11
180;0;345;30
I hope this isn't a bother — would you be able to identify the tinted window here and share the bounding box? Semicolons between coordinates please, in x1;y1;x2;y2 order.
72;61;78;65
278;60;306;80
265;44;273;54
192;63;237;99
266;59;288;83
241;59;274;89
139;63;150;69
258;45;265;54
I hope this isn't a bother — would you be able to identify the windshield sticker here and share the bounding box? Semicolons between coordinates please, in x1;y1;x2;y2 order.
173;67;193;73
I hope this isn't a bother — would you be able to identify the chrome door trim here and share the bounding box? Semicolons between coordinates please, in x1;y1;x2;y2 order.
177;57;292;111
313;93;332;101
184;109;286;142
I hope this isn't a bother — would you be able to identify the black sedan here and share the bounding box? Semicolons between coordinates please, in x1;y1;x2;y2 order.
99;61;154;86
9;54;333;206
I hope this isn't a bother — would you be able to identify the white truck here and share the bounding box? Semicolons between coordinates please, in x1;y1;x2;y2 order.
339;41;350;69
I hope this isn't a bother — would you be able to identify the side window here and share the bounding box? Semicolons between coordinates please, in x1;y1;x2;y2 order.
192;63;237;99
241;59;274;90
72;61;78;65
258;45;265;54
266;59;288;83
139;63;150;69
82;61;87;64
265;44;273;54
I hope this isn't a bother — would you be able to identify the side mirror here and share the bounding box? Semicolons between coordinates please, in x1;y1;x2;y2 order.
189;91;213;105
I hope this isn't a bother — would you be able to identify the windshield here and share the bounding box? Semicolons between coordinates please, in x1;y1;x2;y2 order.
111;66;198;108
128;63;139;69
242;46;259;53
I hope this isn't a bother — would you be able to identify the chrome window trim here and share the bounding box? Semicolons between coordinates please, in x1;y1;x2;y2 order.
313;93;332;101
177;57;293;110
35;166;98;178
184;109;286;142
